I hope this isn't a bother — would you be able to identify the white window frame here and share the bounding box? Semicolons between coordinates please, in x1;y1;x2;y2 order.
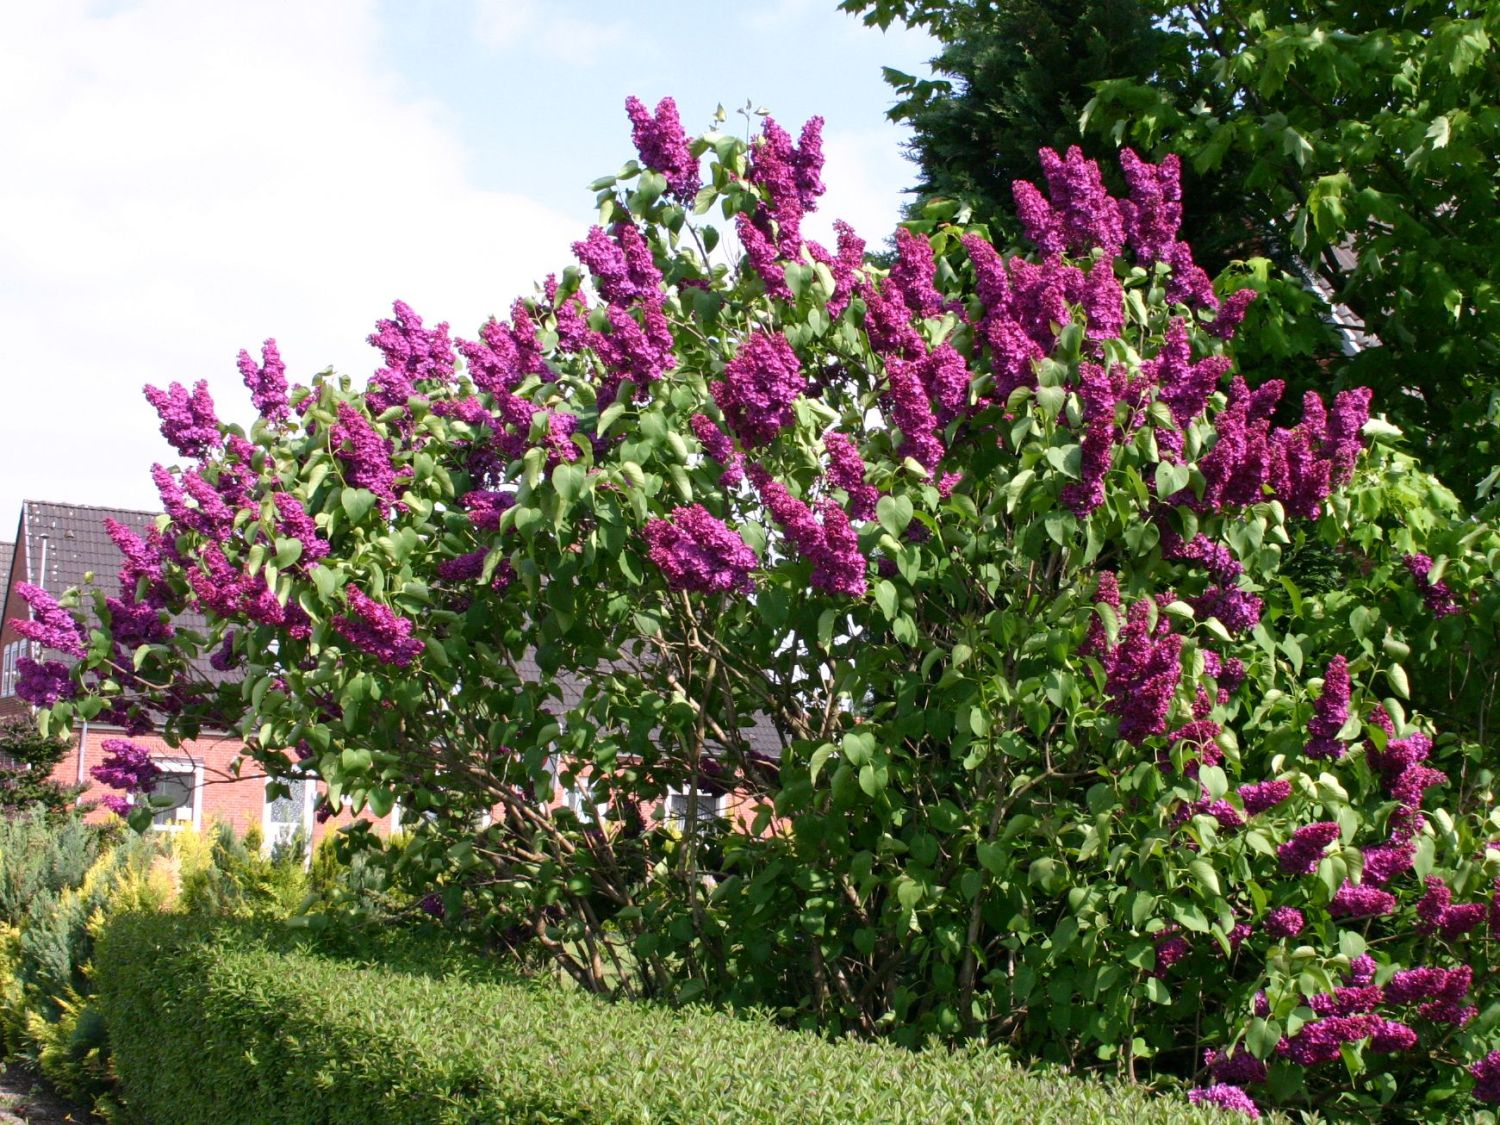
0;640;25;697
665;784;722;829
147;758;202;832
262;775;316;855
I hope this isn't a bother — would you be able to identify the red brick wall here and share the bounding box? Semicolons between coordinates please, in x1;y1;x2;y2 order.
51;725;397;847
0;511;32;723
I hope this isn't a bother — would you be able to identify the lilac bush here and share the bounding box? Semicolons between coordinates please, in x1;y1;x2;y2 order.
14;99;1500;1120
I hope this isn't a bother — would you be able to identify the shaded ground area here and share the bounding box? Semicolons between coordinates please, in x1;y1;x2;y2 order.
0;1064;99;1125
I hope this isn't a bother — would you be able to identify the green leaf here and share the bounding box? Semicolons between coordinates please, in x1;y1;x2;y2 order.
876;494;914;537
340;488;377;523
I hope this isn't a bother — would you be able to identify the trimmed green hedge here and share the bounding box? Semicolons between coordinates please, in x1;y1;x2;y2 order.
94;915;1243;1125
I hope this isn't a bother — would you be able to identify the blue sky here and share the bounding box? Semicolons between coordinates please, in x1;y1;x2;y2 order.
0;0;934;526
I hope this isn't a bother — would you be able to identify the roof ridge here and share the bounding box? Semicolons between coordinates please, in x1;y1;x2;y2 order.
24;500;162;517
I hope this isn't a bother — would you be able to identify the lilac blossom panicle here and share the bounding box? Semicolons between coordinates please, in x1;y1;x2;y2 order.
1061;362;1120;515
823;431;878;521
12;584;87;658
1346;954;1377;987
1277;821;1341;875
368;300;455;383
1403;553;1464;618
1328;880;1397;918
748;466;866;597
1264;906;1304;939
1204;1048;1267;1086
625;96;699;199
1187;1084;1260;1119
690;415;745;487
1078;570;1120;659
810;500;867;597
91;738;161;796
142;379;222;460
886;357;945;471
331;402;400;513
807;221;864;318
16;659;73;707
1305;654;1351;760
1102;598;1182;744
887;227;945;318
237;338;289;423
332;588;424;667
1118;148;1182;264
1277;1016;1379;1066
1207;289;1257;340
106;517;166;600
273;492;330;565
642;505;757;595
1014;146;1125;258
1472;1051;1500;1104
713;331;805;447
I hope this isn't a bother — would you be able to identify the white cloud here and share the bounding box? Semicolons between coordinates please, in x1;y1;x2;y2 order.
803;126;918;250
471;0;632;67
0;0;581;518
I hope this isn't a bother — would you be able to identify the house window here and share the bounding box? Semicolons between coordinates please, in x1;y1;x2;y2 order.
0;640;25;697
148;760;201;831
665;785;721;828
263;776;314;855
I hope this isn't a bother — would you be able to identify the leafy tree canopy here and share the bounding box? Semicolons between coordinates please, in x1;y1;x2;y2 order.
845;0;1500;496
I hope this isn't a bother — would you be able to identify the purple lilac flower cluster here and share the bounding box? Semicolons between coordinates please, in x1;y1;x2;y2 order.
238;338;289;424
806;221;866;318
90;738;161;800
331;588;424;667
1328;880;1397;918
143;379;222;459
642;505;757;595
1305;654;1350;760
689;415;745;487
624;95;699;200
748;466;866;597
887;227;947;318
1415;876;1486;939
11;583;88;658
1061;362;1124;515
106;517;168;606
1077;571;1120;659
185;543;311;640
369;299;455;385
1277;821;1341;875
1402;553;1463;618
713;331;806;448
272;492;329;566
1472;1051;1500;1104
15;659;73;708
1101;597;1182;743
1187;1084;1260;1119
823;431;879;521
1197;380;1372;520
744;115;824;258
573;223;663;305
1013;146;1125;259
1150;319;1232;427
1204;1047;1268;1087
331;402;401;514
1264;906;1304;938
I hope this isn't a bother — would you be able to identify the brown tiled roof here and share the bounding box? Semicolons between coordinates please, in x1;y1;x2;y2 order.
21;500;158;604
14;501;220;680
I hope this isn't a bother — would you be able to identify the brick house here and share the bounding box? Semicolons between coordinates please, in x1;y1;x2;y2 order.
0;499;393;849
2;500;778;845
